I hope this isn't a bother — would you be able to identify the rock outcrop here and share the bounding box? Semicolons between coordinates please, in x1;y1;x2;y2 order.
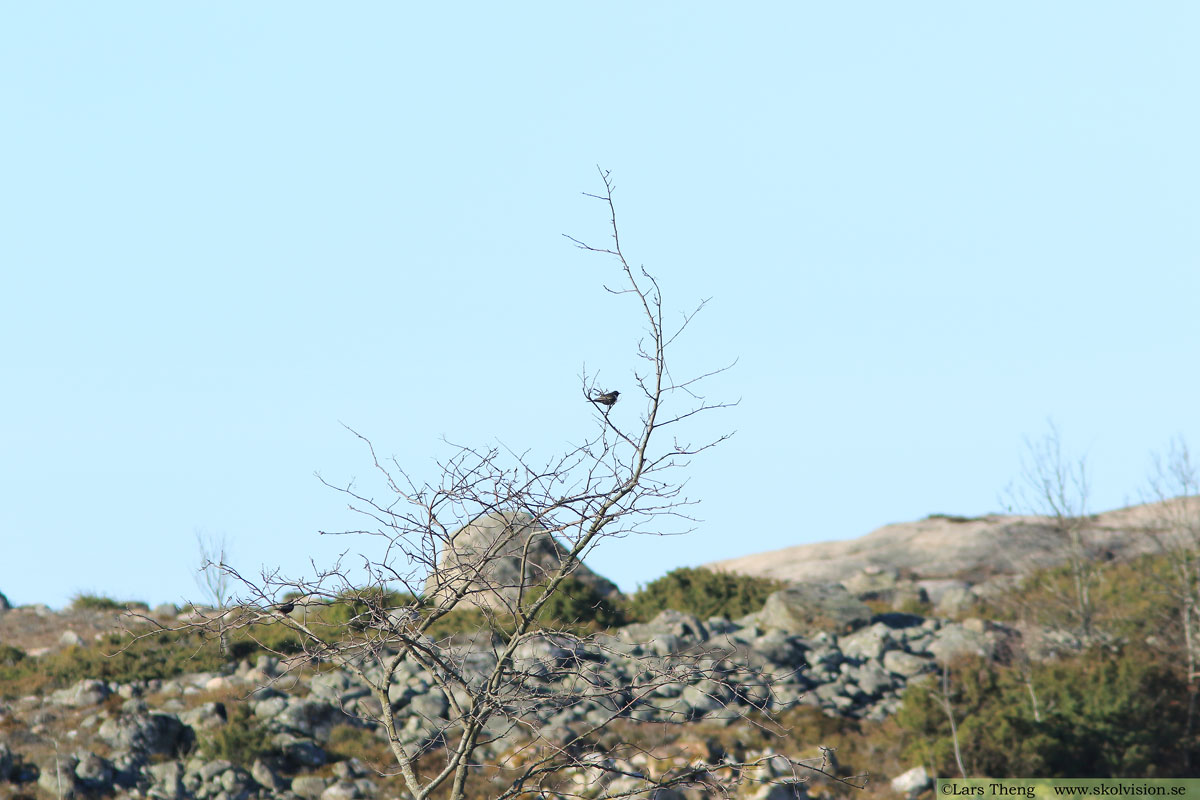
423;510;619;610
0;602;1019;799
707;499;1187;593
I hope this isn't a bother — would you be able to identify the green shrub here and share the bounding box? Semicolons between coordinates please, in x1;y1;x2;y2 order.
531;575;627;632
415;577;625;640
70;593;133;612
625;567;783;622
0;621;311;699
924;513;978;523
965;554;1179;640
197;704;276;766
896;649;1194;777
0;629;229;698
54;631;228;685
327;723;392;765
421;606;492;640
0;644;26;668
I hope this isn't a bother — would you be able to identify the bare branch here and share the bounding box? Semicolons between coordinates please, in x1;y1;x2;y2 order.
152;173;845;800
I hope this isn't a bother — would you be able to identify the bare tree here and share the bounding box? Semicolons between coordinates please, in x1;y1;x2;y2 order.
1143;436;1200;768
194;530;233;656
934;665;968;779
1006;420;1098;642
147;171;863;800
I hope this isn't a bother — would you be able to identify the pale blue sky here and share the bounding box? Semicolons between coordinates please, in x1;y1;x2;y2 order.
2;4;1196;608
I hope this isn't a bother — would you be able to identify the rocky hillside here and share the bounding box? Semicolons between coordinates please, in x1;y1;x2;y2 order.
705;499;1184;613
2;500;1190;797
0;582;1011;799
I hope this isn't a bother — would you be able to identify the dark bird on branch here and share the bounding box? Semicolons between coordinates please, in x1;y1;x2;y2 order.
589;390;620;407
274;601;295;615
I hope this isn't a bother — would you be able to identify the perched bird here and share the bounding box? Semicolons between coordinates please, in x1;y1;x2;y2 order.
589;390;620;407
274;601;295;615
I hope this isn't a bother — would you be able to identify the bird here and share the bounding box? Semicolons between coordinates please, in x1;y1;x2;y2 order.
274;601;295;615
589;390;620;407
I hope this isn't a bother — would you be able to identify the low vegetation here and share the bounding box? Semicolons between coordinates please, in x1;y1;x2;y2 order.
0;624;306;699
891;548;1200;778
624;566;784;622
896;648;1192;777
196;704;276;767
8;552;1200;783
70;593;145;612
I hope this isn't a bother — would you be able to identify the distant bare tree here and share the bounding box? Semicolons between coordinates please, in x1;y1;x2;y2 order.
194;530;233;655
1143;436;1200;768
1005;420;1098;642
934;665;968;779
147;171;861;800
1145;438;1200;671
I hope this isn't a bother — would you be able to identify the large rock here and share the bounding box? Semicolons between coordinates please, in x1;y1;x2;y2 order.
292;775;329;800
179;701;227;730
838;623;896;661
424;511;619;611
707;499;1193;586
757;584;871;636
322;780;367;800
59;630;86;648
928;620;1005;664
619;610;709;655
73;751;114;790
892;765;932;795
97;711;191;756
271;698;342;741
39;754;80;798
882;650;933;678
146;760;186;799
0;743;15;781
50;678;111;707
842;566;928;609
918;579;974;615
252;758;288;793
273;733;328;768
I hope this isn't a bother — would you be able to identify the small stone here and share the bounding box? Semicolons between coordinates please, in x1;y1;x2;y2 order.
180;701;227;730
752;781;808;800
274;734;327;768
852;661;894;696
74;751;113;787
219;766;252;793
332;758;368;780
199;759;233;781
839;623;894;661
321;780;362;800
892;765;931;795
60;630;86;647
882;650;933;678
253;696;288;718
292;775;329;800
251;758;288;793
